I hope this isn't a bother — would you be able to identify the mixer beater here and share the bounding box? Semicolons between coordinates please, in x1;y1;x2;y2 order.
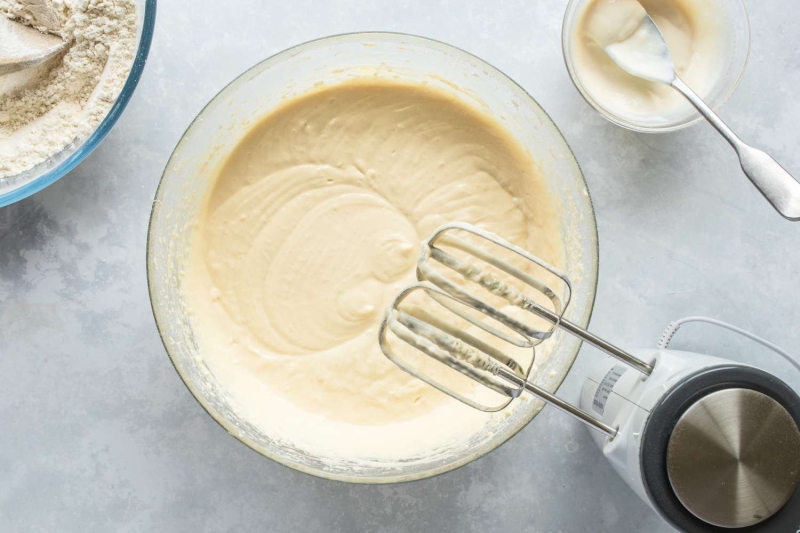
380;222;653;437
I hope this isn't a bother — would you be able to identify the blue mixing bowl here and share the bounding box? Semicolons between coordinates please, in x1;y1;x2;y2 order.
0;0;156;208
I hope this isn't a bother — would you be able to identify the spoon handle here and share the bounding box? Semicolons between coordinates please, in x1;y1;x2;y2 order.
672;76;800;221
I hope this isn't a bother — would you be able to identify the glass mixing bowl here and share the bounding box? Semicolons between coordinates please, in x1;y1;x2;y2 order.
0;0;156;208
147;32;599;483
562;0;750;133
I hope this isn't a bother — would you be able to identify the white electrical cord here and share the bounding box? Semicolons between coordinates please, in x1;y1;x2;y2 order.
658;316;800;373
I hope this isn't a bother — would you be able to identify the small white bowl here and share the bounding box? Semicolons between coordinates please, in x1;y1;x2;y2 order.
562;0;750;133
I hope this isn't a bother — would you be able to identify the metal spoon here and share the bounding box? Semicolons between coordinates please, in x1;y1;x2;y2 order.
0;17;66;76
604;13;800;221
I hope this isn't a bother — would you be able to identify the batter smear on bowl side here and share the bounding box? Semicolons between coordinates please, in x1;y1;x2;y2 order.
183;79;565;460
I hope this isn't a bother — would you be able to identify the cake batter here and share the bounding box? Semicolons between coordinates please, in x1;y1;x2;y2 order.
183;79;564;460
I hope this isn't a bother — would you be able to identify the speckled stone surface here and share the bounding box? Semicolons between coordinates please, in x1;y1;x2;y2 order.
2;1;799;531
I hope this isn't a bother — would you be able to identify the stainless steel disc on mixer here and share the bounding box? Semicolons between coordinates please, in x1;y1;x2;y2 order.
667;388;800;528
380;222;800;532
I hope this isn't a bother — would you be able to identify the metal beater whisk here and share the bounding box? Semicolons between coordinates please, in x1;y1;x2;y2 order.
379;223;655;438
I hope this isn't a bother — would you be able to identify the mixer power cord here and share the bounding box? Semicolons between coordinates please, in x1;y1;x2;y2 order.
658;316;800;373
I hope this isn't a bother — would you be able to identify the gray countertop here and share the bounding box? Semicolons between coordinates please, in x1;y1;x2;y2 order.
2;1;799;531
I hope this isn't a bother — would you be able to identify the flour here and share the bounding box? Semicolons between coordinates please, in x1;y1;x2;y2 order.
0;0;137;179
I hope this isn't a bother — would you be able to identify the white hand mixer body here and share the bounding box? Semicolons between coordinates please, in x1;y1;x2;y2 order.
380;223;800;533
581;349;722;503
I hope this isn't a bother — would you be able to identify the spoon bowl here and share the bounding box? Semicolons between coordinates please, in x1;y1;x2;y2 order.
0;17;66;76
603;12;675;85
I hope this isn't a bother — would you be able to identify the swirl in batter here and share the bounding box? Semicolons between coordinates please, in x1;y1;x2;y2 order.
184;80;564;459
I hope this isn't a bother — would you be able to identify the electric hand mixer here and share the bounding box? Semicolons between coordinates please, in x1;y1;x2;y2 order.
379;223;800;533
